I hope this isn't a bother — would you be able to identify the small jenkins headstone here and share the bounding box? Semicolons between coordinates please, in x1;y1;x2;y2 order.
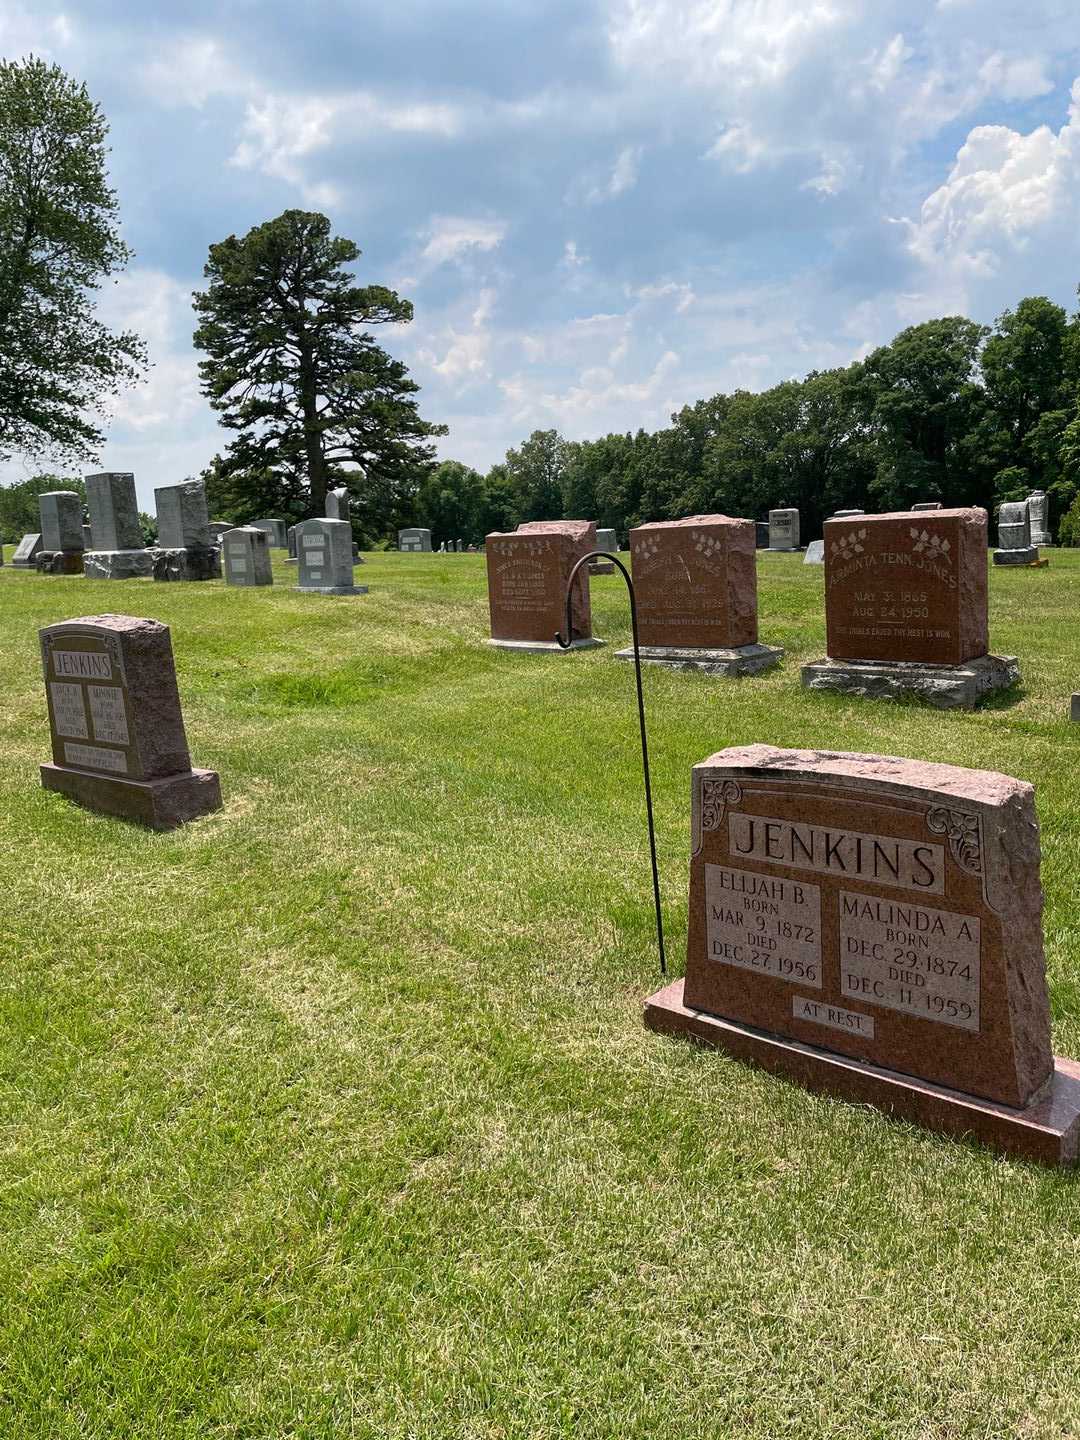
222;526;273;586
802;507;1019;708
294;518;367;595
153;480;220;582
37;491;86;574
485;520;602;651
85;473;153;579
644;744;1080;1164
39;614;222;829
618;515;781;675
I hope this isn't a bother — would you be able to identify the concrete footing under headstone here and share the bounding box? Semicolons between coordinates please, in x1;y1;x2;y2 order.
152;547;221;582
487;637;604;653
800;653;1019;709
993;547;1042;566
293;584;369;596
35;551;84;575
41;763;222;831
644;979;1080;1166
614;642;782;676
84;550;155;580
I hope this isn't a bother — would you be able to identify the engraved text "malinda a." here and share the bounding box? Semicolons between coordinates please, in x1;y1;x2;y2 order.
727;813;944;893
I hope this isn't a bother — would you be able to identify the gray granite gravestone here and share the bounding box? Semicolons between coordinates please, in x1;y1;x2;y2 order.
591;526;618;574
398;527;432;552
85;473;153;578
38;491;86;574
207;521;232;544
768;508;800;550
13;533;43;568
1028;490;1052;547
153;480;219;582
325;487;350;523
252;518;287;549
294;518;366;595
994;501;1039;567
222;526;273;587
82;524;93;548
39;614;222;829
754;521;769;548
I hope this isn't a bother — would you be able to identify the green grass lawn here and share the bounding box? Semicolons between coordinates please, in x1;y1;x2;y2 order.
3;548;1080;1439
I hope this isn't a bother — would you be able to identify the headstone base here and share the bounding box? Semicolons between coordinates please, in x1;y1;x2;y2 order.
800;653;1019;709
84;549;155;580
993;547;1042;566
614;642;782;676
41;763;222;831
152;547;221;582
589;561;616;575
644;979;1080;1167
294;584;369;596
766;546;803;553
487;637;604;653
35;551;85;575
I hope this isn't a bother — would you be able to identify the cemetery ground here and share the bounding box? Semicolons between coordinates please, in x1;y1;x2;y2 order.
3;551;1080;1440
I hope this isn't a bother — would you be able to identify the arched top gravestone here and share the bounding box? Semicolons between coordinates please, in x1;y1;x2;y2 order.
39;614;221;830
645;745;1080;1164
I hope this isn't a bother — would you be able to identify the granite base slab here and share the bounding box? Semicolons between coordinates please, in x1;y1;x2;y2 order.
994;548;1042;566
644;979;1080;1166
83;549;155;580
152;546;221;582
614;642;782;676
488;637;604;653
41;763;222;831
294;584;369;595
800;653;1019;709
590;561;616;575
766;546;803;553
35;551;85;575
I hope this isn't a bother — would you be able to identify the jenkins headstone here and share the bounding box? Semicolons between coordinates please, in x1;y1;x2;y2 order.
39;614;222;829
644;744;1080;1163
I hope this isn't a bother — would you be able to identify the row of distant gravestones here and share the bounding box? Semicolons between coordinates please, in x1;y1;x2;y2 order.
34;506;1080;1165
4;472;370;594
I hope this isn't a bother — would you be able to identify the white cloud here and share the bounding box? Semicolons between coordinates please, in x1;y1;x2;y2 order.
139;37;247;109
585;143;642;202
419;216;507;267
907;77;1080;308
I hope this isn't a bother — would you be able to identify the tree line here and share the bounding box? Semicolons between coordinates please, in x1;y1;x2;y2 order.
4;55;1080;550
416;300;1080;549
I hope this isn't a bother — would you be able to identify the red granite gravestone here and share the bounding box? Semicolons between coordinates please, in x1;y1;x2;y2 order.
802;508;1019;707
40;615;222;830
644;746;1080;1163
616;515;781;675
485;520;601;651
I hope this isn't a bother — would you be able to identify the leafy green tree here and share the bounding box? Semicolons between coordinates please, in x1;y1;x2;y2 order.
863;317;990;510
0;57;145;463
415;460;486;547
561;432;637;535
192;209;445;524
981;298;1071;463
0;472;84;542
503;429;568;521
477;464;517;537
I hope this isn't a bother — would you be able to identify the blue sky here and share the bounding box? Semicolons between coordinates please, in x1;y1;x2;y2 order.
4;0;1080;509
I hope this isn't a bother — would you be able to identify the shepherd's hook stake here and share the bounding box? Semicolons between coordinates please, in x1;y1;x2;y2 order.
555;551;666;977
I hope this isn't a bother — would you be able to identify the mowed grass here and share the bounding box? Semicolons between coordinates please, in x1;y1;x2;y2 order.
2;547;1080;1440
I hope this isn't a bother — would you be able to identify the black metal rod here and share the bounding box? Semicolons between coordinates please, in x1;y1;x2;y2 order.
555;551;666;977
